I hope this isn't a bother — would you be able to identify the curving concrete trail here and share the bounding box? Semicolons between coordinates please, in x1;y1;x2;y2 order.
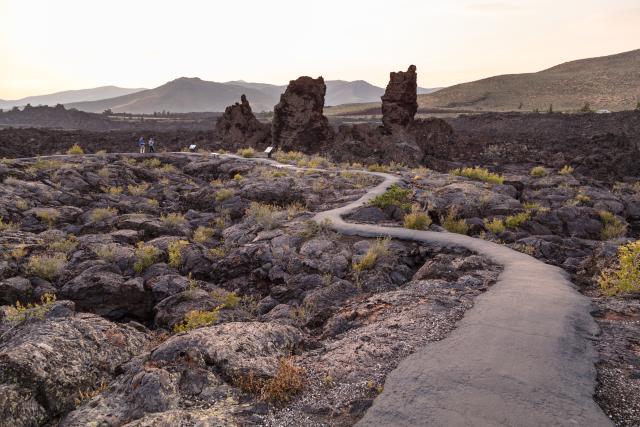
216;153;610;426
12;152;610;426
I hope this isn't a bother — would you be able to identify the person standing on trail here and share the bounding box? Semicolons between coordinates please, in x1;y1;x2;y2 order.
148;137;156;153
138;136;146;154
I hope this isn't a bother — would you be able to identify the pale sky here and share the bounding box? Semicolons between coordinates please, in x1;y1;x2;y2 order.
1;0;639;99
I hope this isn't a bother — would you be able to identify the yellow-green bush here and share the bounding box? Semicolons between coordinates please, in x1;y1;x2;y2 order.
89;207;118;222
366;163;388;173
66;144;84;155
286;201;306;219
173;307;221;333
484;218;506;234
47;235;78;255
353;237;390;272
167;240;189;268
233;173;243;181
5;293;57;322
0;217;19;232
245;202;281;230
441;208;469;235
160;212;187;226
133;242;161;273
215;188;235;202
93;244;119;262
403;205;431;230
450;166;504;184
104;186;123;196
192;226;215;243
237;148;255;158
530;166;547;178
599;241;640;295
599;211;627;240
26;158;62;172
559;165;574;176
504;212;531;229
211;290;240;309
36;209;60;228
128;182;150;196
27;253;67;280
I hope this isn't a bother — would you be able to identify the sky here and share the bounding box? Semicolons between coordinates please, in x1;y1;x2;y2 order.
1;0;639;99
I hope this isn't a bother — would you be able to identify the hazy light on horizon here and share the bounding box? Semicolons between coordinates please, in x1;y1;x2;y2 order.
1;0;639;99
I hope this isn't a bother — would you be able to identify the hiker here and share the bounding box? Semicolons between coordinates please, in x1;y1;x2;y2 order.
138;136;145;154
148;137;156;153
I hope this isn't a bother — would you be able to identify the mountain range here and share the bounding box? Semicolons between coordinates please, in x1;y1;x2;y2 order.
327;48;640;115
0;86;145;111
1;79;440;114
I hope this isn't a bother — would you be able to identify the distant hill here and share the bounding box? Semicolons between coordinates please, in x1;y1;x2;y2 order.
327;49;640;115
67;78;276;114
417;48;640;112
0;86;146;110
64;78;441;114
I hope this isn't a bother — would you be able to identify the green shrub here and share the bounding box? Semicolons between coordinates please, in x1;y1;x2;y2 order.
245;202;281;230
369;184;412;212
237;148;255;158
530;166;547;178
27;253;67;280
66;144;84;155
233;173;243;181
403;205;431;230
215;188;235;202
504;212;531;229
450;166;504;184
173;307;221;333
484;218;505;234
599;211;627;240
441;208;469;235
133;242;161;273
89;207;118;222
599;241;640;295
353;237;390;271
192;226;215;243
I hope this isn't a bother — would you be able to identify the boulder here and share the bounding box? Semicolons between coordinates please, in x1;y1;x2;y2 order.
0;276;33;304
0;312;147;425
60;265;152;320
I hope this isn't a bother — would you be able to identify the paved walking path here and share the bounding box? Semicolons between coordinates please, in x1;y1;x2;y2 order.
14;152;611;426
216;153;610;426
